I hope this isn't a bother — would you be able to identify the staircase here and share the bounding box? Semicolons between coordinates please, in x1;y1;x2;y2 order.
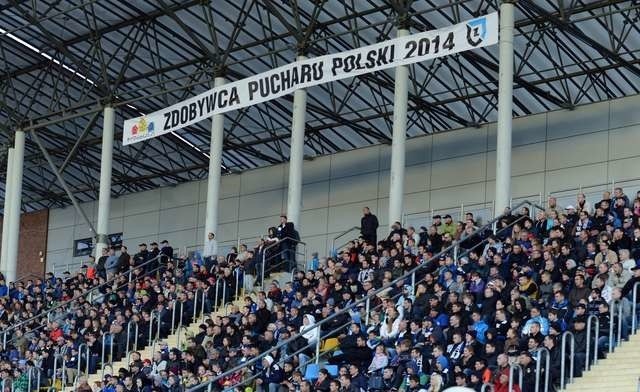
565;333;640;392
61;271;290;392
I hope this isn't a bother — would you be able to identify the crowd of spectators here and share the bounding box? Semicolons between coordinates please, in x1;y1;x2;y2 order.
0;187;639;392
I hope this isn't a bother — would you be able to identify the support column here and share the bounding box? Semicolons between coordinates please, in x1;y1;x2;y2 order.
6;131;25;283
204;77;226;243
1;148;15;274
95;106;115;257
286;55;308;229
494;0;515;216
388;29;410;226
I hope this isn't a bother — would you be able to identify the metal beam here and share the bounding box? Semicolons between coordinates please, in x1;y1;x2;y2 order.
31;131;97;234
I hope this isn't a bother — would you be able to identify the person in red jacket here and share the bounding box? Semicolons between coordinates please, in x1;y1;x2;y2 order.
494;370;521;392
48;321;63;341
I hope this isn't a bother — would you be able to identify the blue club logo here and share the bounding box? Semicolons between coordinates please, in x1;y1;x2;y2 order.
466;17;487;46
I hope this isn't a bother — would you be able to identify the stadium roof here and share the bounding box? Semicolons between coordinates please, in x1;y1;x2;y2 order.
0;0;639;211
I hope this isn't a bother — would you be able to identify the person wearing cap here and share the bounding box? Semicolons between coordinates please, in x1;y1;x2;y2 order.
134;243;150;268
160;240;174;263
441;214;456;237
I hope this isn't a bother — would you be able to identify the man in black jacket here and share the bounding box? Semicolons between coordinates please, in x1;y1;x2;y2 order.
117;246;131;275
276;215;296;271
160;240;174;263
361;207;379;246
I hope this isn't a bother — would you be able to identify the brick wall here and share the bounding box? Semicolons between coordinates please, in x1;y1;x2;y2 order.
0;209;49;280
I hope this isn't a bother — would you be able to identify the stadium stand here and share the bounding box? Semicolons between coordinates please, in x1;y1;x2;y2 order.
0;188;638;392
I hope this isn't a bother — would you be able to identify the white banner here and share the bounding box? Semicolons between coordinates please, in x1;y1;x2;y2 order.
123;13;498;145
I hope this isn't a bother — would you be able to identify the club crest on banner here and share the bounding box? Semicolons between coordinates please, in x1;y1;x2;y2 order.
130;117;155;136
466;17;487;46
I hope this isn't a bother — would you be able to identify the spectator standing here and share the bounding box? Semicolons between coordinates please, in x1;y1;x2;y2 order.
276;215;296;271
203;232;218;272
361;207;379;245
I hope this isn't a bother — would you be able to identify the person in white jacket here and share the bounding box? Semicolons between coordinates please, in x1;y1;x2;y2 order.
300;314;319;345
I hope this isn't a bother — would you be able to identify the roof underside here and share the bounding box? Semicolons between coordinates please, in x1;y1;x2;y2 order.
0;0;639;211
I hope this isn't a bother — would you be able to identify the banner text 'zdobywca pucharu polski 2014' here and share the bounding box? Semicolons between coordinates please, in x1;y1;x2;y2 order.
122;13;498;145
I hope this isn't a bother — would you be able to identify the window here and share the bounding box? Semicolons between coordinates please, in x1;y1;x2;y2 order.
73;238;93;257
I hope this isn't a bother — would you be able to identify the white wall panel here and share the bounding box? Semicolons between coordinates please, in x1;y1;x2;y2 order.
430;183;486;210
48;207;76;229
124;189;161;215
609;95;640;129
300;208;329;237
48;227;74;251
608;156;640;182
159;205;197;233
546;131;608;171
433;127;487;160
123;211;160;239
240;165;284;194
431;153;486;189
609;124;640;160
545;163;608;192
330;146;379;177
302;156;331;184
301;182;330;210
238;189;285;220
161;181;198;209
547;101;609;139
329;172;378;206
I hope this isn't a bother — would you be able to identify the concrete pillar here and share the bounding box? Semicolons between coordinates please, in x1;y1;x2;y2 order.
1;148;15;274
388;29;410;226
494;0;515;216
6;131;25;283
204;77;226;243
286;55;308;229
95;106;115;257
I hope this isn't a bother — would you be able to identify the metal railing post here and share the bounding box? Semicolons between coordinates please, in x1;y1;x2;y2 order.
534;348;550;392
101;333;114;378
200;290;206;322
234;269;240;300
171;303;177;334
75;343;89;390
481;383;495;392
179;301;184;328
261;251;266;290
561;331;575;389
193;290;200;321
509;363;523;392
315;335;320;364
633;282;640;333
609;299;621;353
127;320;139;353
221;281;227;312
365;297;370;325
586;314;599;370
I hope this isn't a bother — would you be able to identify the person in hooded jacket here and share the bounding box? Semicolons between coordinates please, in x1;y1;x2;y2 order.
256;355;283;392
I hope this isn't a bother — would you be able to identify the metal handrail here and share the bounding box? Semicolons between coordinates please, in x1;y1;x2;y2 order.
585;314;599;370
533;348;550;392
51;353;63;390
186;200;542;392
560;331;575;389
481;383;495;392
149;310;161;343
2;253;164;348
260;236;306;289
101;333;114;378
509;363;523;392
171;301;185;334
331;226;361;252
27;365;42;392
632;282;640;333
609;299;624;352
125;320;139;365
74;343;89;390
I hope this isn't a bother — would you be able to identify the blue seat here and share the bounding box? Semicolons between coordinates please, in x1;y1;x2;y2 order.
324;364;338;377
304;363;320;381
